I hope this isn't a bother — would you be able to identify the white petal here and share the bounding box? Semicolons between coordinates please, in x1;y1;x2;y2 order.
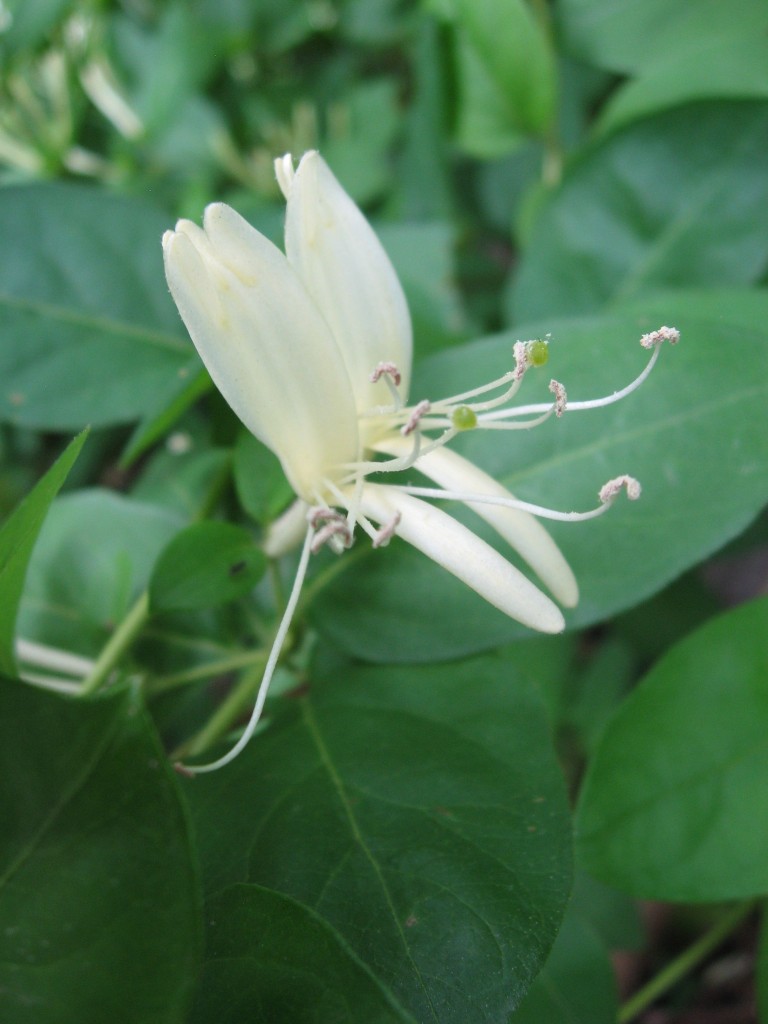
163;206;359;501
376;439;579;607
359;484;565;634
282;151;413;410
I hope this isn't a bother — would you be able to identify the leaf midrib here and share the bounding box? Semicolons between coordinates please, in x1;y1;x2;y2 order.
0;705;121;890
302;701;442;1024
0;292;188;353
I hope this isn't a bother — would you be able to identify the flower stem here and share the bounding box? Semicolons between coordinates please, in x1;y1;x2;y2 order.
79;591;150;697
617;901;755;1023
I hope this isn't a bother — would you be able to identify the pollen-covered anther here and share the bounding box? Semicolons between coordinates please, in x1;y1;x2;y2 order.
307;506;345;529
370;361;402;387
372;511;401;548
599;475;642;504
401;399;431;436
548;379;567;417
640;325;681;349
311;520;353;554
513;341;530;381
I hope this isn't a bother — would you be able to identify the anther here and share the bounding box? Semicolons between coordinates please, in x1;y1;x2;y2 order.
640;325;680;349
372;512;401;548
307;506;345;529
311;521;353;554
599;475;642;503
513;341;529;381
548;379;567;417
402;399;431;436
370;361;402;387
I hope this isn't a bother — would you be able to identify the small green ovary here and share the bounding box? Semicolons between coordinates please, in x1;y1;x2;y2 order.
451;405;477;431
527;339;549;367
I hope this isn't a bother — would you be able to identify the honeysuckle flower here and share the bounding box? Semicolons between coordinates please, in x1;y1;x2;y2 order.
163;150;678;772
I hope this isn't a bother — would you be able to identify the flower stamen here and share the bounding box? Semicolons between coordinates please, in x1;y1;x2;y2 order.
549;379;567;417
402;399;431;436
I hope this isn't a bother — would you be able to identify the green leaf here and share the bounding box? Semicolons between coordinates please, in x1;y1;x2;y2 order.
185;655;572;1021
559;0;768;75
233;432;293;526
313;293;768;661
1;0;74;52
18;490;182;656
191;886;415;1024
149;521;266;613
0;431;87;676
450;0;557;138
120;363;211;467
453;32;527;159
595;31;768;137
0;679;200;1023
510;102;768;321
0;183;191;430
576;597;768;901
510;909;617;1023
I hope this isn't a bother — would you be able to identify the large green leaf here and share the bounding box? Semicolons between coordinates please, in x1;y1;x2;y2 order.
192;886;415;1024
18;489;182;656
0;431;86;675
576;597;768;901
0;679;200;1023
509;102;768;321
559;0;768;74
312;293;768;661
510;909;617;1023
185;655;572;1022
0;183;190;430
595;31;768;137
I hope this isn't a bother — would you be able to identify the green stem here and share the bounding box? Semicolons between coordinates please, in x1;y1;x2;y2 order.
79;591;150;697
618;901;754;1023
149;650;267;694
171;655;267;760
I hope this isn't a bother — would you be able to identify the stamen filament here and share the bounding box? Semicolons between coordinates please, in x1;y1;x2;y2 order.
480;344;662;422
393;485;635;522
178;525;314;774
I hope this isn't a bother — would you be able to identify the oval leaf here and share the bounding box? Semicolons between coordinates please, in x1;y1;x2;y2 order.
0;183;191;430
150;521;266;613
185;655;573;1022
510;102;768;321
576;596;768;901
0;679;200;1022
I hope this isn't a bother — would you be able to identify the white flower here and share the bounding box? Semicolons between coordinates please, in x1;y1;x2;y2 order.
162;151;677;771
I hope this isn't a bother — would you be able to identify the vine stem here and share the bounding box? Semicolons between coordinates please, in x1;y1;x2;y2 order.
79;591;150;697
618;900;755;1023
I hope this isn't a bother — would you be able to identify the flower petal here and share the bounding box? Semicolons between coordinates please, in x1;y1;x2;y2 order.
376;439;578;607
282;151;413;410
163;206;359;501
359;484;566;634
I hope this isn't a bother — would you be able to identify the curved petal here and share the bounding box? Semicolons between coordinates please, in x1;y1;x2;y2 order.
375;438;578;607
282;151;413;411
163;206;359;501
359;484;565;634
